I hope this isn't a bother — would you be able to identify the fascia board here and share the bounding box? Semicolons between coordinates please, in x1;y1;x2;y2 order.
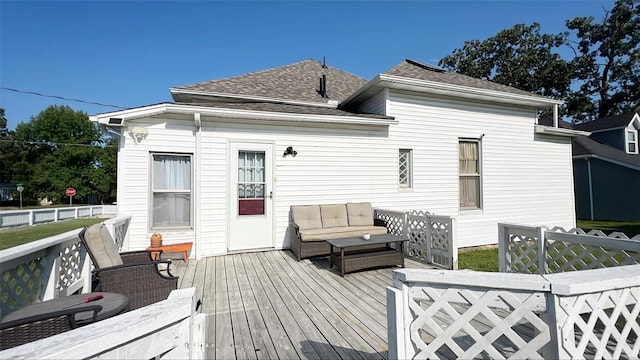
169;88;338;108
534;125;590;137
90;103;398;127
342;74;564;109
379;74;564;108
573;155;640;171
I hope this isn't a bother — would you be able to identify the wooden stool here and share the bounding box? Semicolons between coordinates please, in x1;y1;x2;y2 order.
146;242;193;262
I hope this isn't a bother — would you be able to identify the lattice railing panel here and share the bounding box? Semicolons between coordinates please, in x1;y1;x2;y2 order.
375;209;405;236
406;215;428;263
57;241;84;293
407;285;550;359
555;286;640;359
0;257;47;316
506;233;541;274
113;220;128;250
546;241;640;273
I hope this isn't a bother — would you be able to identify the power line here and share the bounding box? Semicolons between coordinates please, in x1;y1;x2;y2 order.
0;87;127;109
0;139;117;148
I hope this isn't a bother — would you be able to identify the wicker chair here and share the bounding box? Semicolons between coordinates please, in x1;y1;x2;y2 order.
0;305;101;350
79;224;178;310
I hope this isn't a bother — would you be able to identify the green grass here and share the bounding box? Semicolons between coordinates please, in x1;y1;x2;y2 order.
459;248;499;272
576;220;640;237
0;218;105;250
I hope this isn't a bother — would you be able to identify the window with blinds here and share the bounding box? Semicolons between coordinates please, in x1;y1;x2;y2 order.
459;140;481;209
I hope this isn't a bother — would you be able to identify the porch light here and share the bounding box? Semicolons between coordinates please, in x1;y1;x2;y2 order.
283;146;297;157
128;127;148;143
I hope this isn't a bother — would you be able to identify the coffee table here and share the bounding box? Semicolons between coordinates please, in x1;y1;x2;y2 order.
327;234;409;276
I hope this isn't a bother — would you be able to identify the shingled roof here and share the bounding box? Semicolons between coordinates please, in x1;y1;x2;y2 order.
573;135;640;167
383;59;549;98
573;112;638;132
171;59;368;105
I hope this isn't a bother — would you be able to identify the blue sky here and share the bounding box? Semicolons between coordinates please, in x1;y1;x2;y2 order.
1;0;613;130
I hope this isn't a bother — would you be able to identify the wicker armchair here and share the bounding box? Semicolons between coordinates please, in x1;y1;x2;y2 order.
79;224;178;310
0;305;101;350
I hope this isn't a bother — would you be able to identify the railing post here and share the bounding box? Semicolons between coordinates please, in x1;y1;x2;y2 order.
425;214;433;261
537;226;547;275
541;292;565;359
449;217;457;270
498;224;508;272
387;286;406;360
29;210;34;226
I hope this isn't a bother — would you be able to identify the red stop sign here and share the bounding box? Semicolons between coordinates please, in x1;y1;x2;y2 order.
66;187;76;197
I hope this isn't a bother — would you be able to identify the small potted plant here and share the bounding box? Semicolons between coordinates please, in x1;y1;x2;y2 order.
150;233;163;247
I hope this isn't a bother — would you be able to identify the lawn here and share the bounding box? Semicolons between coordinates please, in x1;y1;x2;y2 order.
0;218;105;250
576;220;640;237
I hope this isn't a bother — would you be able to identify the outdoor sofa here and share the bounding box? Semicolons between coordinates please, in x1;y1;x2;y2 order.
289;202;388;261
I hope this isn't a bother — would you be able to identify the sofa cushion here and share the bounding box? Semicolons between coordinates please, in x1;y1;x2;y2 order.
346;202;374;226
84;224;123;268
300;225;388;242
291;205;322;230
320;204;348;228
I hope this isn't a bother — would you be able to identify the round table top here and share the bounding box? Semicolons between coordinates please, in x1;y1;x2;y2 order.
1;292;129;325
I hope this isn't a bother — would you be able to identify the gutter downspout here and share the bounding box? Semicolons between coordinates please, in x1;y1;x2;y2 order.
586;158;594;221
194;112;202;260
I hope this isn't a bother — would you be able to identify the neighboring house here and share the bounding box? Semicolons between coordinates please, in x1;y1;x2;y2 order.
571;113;640;221
0;183;15;201
90;59;584;259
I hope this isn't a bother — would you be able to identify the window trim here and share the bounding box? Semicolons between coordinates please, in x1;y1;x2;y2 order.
150;152;194;230
458;139;482;211
626;128;638;154
399;148;413;189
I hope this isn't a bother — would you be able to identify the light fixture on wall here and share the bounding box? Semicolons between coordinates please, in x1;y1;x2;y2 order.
128;127;148;143
283;146;297;157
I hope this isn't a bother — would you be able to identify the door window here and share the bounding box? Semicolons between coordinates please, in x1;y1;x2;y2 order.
238;151;265;215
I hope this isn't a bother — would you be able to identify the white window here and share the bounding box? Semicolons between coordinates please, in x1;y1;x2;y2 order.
151;154;192;228
626;129;638;154
399;149;412;188
459;140;481;210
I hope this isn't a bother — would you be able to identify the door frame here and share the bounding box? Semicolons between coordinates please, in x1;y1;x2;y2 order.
226;139;276;252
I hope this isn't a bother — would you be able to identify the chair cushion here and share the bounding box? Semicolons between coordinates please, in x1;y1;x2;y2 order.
300;225;388;242
84;224;123;268
346;202;374;226
320;204;348;228
291;205;322;230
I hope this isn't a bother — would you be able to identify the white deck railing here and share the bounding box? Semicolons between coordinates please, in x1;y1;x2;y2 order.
375;209;457;269
388;265;640;359
0;205;117;229
0;214;131;317
499;223;640;274
0;287;206;360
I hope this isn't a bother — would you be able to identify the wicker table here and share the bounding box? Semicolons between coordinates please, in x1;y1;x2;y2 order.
2;292;129;326
328;234;408;277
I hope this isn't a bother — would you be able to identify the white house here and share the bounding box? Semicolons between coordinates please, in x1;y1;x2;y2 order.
90;58;585;259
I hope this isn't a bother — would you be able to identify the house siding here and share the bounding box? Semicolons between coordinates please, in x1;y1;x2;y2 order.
357;89;387;115
380;90;576;247
591;129;625;152
573;158;640;221
115;93;577;256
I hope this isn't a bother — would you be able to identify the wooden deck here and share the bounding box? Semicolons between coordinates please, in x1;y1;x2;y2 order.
171;250;436;360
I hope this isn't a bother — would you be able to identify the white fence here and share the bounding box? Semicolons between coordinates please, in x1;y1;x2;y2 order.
0;205;117;229
387;223;640;359
0;215;131;317
387;265;640;359
0;287;206;359
374;209;457;269
499;223;640;274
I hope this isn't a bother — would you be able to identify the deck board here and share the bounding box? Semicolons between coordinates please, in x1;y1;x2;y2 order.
173;250;436;360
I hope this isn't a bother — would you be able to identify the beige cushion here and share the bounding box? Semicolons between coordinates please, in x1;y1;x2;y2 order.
320;204;348;228
346;202;374;226
291;205;322;230
84;224;123;268
300;225;387;242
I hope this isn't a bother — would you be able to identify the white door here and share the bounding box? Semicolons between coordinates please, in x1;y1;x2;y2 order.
228;142;274;251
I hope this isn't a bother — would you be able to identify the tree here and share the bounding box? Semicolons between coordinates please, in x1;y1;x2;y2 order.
438;23;573;100
12;105;116;204
566;0;640;121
